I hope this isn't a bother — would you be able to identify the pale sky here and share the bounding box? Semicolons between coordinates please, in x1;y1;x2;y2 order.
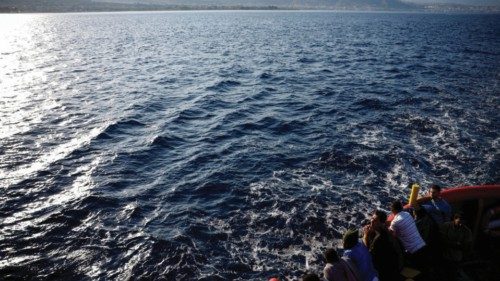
103;0;500;6
406;0;500;5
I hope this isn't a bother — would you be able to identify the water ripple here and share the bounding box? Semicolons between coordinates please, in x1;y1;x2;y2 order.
0;11;499;281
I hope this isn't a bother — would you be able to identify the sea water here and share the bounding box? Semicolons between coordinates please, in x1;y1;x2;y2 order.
0;11;499;280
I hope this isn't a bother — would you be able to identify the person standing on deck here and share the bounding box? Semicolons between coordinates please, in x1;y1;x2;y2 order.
389;201;427;270
363;210;403;281
342;229;379;281
323;248;360;281
440;212;473;281
421;185;452;225
419;184;451;274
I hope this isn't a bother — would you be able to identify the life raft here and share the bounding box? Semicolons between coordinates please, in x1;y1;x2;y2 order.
389;184;500;231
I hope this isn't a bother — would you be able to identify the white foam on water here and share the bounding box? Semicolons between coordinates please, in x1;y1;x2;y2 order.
206;217;233;235
362;170;378;186
382;161;413;198
359;126;387;149
2;125;105;187
402;111;478;184
234;167;393;279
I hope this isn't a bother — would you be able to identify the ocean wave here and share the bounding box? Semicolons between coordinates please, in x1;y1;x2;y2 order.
149;134;185;148
1;11;499;280
206;80;241;92
352;98;388;111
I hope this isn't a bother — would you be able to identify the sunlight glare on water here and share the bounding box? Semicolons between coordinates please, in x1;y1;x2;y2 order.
0;15;53;142
0;11;498;280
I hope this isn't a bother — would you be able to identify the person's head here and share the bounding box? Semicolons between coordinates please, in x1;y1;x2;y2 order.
373;209;387;224
429;184;442;199
324;248;340;264
343;229;359;249
391;200;403;214
302;273;320;281
370;209;387;229
453;212;464;226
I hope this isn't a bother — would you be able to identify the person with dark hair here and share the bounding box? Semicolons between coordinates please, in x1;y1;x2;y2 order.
421;185;451;225
363;210;402;281
302;273;321;281
440;212;472;280
323;248;359;281
342;229;379;281
363;210;388;246
389;201;427;270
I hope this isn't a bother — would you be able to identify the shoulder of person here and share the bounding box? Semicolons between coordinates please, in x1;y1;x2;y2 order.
400;211;412;219
441;198;451;206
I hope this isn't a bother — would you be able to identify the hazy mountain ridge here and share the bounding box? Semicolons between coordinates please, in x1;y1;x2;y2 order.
406;0;499;5
0;0;417;12
0;0;171;13
98;0;414;9
0;0;498;13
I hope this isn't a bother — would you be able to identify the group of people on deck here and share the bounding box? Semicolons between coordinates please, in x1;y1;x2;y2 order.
296;184;473;281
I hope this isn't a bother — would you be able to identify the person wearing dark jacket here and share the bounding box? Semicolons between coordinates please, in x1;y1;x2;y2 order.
440;213;472;281
363;210;402;281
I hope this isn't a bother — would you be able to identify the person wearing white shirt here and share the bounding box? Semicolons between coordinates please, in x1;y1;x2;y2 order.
389;200;428;272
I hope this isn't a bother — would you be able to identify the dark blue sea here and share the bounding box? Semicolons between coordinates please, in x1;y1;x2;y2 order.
0;11;499;280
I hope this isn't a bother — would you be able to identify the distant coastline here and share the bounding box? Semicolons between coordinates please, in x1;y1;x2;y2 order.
0;3;284;14
1;1;499;14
